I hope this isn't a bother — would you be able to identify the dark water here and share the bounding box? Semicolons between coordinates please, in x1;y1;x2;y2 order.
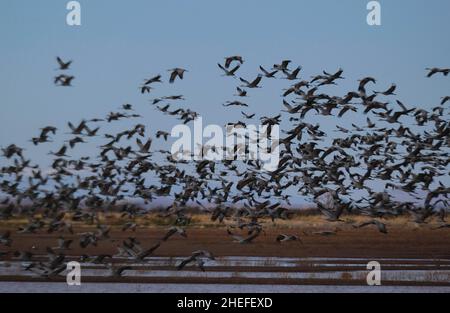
0;282;449;293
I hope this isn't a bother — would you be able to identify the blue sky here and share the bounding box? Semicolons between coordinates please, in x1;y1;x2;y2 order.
0;1;449;204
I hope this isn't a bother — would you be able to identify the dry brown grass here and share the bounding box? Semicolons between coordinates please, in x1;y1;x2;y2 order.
0;212;444;231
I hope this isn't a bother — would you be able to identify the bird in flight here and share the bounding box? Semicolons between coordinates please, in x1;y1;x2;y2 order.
218;63;240;76
240;75;263;88
223;101;248;107
224;55;244;68
235;87;248;97
283;66;302;80
259;66;278;78
54;74;75;86
273;60;291;71
374;84;397;96
426;67;450;78
56;57;72;70
353;220;388;234
144;74;162;85
276;234;302;243
168;68;188;83
177;250;215;271
241;111;255;119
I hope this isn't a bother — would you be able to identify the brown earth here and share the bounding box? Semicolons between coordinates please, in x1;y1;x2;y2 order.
1;215;449;259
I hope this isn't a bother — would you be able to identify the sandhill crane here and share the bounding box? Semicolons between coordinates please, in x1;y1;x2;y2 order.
235;87;248;97
283;66;302;80
316;201;345;222
426;67;450;77
311;230;338;236
156;130;170;141
358;76;376;93
227;227;262;244
136;138;152;154
161;226;187;241
353;220;388;234
218;63;240;76
273;60;291;71
144;74;162;85
49;145;69;157
177;250;215;271
140;85;153;94
441;96;450;105
224;56;244;68
374;84;396;96
56;57;72;70
223;101;248;107
241;111;255;119
168;68;188;83
240;75;263;88
135;242;162;261
67;137;85;148
259;66;278;78
54;74;75;86
276;234;302;243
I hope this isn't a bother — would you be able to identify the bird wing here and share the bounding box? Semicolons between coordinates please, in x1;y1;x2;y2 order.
243;230;260;243
229;65;240;75
162;228;177;241
240;77;250;85
225;58;232;68
177;255;195;270
396;100;408;111
56;57;64;67
251;76;262;86
169;71;178;83
260;66;269;75
218;63;227;72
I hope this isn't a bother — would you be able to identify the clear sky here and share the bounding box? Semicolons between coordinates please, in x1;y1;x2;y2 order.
0;1;449;204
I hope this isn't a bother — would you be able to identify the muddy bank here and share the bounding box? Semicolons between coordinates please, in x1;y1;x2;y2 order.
1;225;449;260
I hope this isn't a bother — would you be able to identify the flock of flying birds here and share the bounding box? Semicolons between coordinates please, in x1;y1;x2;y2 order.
0;55;449;276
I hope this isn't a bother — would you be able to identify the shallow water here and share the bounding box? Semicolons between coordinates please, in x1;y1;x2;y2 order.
1;256;449;284
0;282;449;293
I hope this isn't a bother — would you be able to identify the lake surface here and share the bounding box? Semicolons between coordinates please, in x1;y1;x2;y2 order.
0;282;449;293
1;256;449;292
